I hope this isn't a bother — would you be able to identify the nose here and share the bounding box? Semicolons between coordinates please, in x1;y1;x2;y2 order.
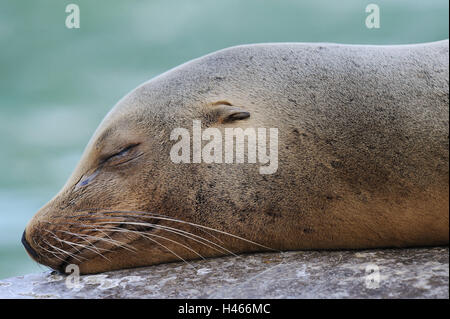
21;230;39;260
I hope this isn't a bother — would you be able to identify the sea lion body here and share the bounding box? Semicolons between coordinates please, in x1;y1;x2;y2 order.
24;41;449;274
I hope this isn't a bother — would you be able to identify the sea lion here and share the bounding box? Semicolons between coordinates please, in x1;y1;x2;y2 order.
23;41;449;274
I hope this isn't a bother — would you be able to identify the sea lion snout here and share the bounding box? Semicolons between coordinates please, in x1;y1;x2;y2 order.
22;198;72;271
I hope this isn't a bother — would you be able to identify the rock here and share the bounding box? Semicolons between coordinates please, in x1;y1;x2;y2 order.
0;247;448;299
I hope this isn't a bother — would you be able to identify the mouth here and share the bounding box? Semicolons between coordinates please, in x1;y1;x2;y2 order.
21;230;40;261
22;229;71;272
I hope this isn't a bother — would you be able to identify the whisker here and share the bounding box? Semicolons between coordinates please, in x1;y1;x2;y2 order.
95;220;237;257
52;238;92;258
39;207;275;268
70;213;226;245
94;225;205;260
47;236;85;263
53;219;228;258
81;210;275;251
55;228;111;253
43;230;87;263
55;230;113;261
42;221;132;260
59;215;236;256
35;241;66;263
73;221;196;268
49;222;201;267
56;228;136;253
42;220;122;247
44;229;83;254
136;235;196;269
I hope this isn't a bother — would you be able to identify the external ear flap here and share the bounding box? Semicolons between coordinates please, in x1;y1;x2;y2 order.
213;104;250;123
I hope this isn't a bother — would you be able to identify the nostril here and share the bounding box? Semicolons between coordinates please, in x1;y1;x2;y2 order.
21;230;39;260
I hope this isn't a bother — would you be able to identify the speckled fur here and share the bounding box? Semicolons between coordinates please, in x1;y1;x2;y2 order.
25;41;449;274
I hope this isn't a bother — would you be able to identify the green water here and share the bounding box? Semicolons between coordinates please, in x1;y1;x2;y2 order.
0;0;448;279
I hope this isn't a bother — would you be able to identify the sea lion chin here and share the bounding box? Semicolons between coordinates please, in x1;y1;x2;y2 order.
23;41;449;274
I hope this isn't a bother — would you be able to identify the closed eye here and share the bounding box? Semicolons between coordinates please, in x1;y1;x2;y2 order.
101;143;141;165
75;143;142;189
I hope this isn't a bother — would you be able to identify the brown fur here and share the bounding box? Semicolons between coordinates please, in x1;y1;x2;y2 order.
24;41;449;274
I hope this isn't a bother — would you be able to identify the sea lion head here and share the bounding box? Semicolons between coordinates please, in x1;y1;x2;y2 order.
22;48;277;274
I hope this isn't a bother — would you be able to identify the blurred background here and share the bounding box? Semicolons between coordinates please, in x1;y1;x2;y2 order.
0;0;448;279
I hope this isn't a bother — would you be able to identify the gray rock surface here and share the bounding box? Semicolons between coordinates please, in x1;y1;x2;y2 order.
0;247;448;299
